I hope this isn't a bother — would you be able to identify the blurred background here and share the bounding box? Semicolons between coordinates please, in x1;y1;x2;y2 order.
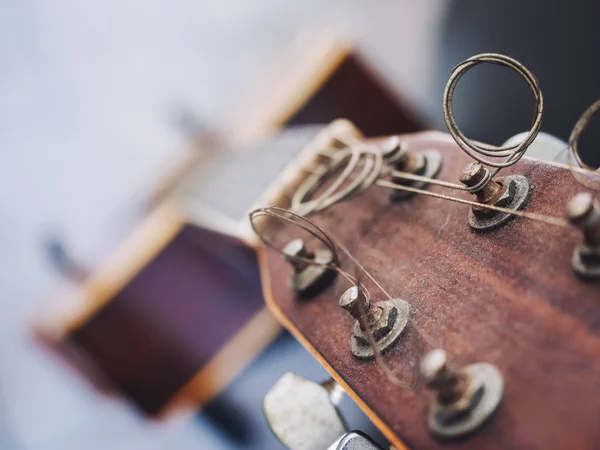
2;1;600;449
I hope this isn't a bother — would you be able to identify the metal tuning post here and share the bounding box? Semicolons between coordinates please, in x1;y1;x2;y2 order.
339;285;409;360
420;349;504;439
283;238;337;298
383;136;442;202
263;373;347;450
444;53;541;231
249;207;340;299
565;192;600;279
459;161;530;231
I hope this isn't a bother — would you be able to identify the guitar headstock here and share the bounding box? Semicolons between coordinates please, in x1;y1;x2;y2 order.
253;54;600;449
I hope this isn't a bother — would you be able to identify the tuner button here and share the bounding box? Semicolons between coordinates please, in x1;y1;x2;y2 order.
420;349;504;439
282;238;337;298
565;193;600;278
331;431;385;450
263;373;347;450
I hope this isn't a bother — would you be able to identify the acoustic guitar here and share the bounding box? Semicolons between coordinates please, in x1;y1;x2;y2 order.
254;54;600;449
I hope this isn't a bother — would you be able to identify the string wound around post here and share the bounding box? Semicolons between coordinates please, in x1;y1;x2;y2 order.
384;136;444;202
444;53;542;231
567;98;600;191
249;206;340;298
338;284;410;360
291;135;384;216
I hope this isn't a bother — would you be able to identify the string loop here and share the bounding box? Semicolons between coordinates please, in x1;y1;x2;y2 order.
443;53;543;173
567;99;600;190
291;143;383;216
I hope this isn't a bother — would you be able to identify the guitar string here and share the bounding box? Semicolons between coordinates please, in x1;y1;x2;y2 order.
250;113;597;391
303;132;592;229
376;179;573;228
253;57;599;393
329;230;434;391
318;130;598;229
312;127;591;229
389;164;599;195
249;152;587;391
567;98;600;190
275;148;582;388
266;176;574;391
250;206;437;392
301;159;574;229
334;134;490;194
320;52;598;220
329;232;435;347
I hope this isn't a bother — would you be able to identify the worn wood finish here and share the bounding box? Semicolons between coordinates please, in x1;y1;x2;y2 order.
260;131;600;450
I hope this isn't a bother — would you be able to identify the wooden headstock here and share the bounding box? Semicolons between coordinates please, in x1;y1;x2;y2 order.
255;120;600;449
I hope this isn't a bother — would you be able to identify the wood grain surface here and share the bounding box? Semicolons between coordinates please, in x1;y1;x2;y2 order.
259;131;600;449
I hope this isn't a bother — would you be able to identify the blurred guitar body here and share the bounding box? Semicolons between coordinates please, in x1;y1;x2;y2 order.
34;36;423;424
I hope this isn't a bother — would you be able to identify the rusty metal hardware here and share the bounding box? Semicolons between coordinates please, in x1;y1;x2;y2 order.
383;137;442;202
566;192;600;279
420;349;503;439
283;238;337;298
339;286;409;360
459;162;530;231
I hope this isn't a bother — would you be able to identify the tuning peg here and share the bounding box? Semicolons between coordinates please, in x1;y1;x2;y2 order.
263;373;347;450
459;162;503;206
419;349;503;439
328;431;384;450
459;162;530;231
565;192;600;278
382;136;442;202
282;238;337;298
339;286;409;360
